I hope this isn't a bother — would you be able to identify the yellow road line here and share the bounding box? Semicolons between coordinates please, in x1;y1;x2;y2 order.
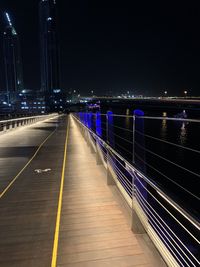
51;118;70;267
0;128;57;199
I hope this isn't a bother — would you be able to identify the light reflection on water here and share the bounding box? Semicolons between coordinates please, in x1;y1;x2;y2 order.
179;122;188;146
161;118;167;139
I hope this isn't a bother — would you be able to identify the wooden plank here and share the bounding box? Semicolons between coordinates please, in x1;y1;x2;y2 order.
57;118;166;267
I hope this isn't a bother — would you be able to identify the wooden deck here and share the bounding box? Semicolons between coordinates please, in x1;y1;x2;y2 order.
0;115;166;266
56;116;166;267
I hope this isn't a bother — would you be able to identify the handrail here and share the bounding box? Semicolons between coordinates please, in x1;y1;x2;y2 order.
72;112;200;267
0;113;59;133
0;113;57;124
72;113;200;230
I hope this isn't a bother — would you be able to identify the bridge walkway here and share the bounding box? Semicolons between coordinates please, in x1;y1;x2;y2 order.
0;115;166;266
56;116;166;267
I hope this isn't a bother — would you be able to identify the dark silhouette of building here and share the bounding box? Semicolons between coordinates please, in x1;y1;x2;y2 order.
3;12;24;105
39;0;61;111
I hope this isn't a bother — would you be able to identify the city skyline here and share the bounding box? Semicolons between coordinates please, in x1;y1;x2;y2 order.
0;1;200;96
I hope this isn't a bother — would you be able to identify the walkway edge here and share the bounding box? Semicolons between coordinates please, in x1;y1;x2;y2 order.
0;128;57;199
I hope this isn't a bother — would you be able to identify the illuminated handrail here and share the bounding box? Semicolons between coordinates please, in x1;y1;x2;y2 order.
0;114;57;124
73;113;200;228
0;113;59;133
72;112;200;267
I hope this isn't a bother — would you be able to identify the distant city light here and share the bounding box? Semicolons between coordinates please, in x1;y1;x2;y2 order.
12;28;17;35
53;89;61;93
5;12;12;26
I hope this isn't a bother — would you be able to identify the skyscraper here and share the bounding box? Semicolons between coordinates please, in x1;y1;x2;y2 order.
39;0;60;97
3;12;24;104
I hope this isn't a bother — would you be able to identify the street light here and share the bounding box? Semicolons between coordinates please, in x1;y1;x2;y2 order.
164;91;167;96
184;90;188;97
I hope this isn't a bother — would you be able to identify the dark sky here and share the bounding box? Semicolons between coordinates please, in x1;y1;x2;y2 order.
0;1;200;96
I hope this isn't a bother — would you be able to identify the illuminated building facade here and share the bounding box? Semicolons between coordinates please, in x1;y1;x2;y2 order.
3;12;24;104
39;0;61;111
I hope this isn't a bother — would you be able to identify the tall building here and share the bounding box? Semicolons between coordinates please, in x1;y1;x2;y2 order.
39;0;60;98
3;12;24;104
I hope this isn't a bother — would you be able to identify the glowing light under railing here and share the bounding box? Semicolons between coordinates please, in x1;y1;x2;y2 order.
136;193;193;267
135;175;200;244
157;191;200;231
136;187;200;266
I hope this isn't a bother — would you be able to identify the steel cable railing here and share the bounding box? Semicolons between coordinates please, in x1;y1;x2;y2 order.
103;121;200;155
73;112;200;267
134;151;199;201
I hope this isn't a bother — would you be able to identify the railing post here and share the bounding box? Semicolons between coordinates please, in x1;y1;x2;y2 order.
96;141;103;165
3;124;7;132
131;110;146;234
131;202;146;234
133;114;135;163
106;111;116;185
106;111;114;147
95;112;103;164
80;123;84;137
89;134;95;154
107;158;116;185
85;129;90;146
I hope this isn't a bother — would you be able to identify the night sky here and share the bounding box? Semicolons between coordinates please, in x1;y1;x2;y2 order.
0;1;200;96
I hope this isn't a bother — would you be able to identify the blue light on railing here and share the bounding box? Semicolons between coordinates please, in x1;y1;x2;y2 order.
96;112;102;137
107;111;115;148
87;112;92;129
133;109;146;173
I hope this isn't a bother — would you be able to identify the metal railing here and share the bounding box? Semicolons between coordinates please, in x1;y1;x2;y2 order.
72;112;200;267
0;113;58;134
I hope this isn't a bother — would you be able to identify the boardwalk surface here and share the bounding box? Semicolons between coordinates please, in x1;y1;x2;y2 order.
0;115;166;267
56;116;166;267
0;116;67;267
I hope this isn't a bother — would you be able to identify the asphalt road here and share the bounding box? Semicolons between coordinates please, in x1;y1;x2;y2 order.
0;115;68;267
